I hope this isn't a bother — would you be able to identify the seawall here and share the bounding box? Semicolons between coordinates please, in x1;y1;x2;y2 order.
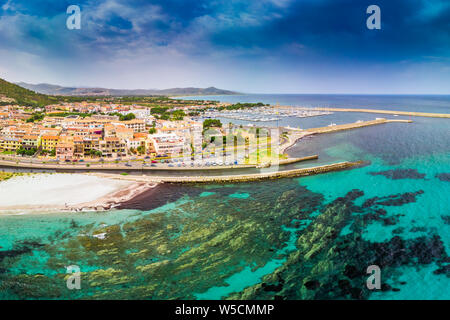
87;161;364;184
311;107;450;119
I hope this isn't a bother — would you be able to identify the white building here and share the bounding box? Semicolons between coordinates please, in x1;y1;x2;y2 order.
150;133;186;156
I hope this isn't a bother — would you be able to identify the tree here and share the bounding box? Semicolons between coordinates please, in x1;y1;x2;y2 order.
26;112;45;123
203;119;222;130
171;110;186;121
149;128;157;134
151;107;169;115
137;145;146;154
119;113;136;121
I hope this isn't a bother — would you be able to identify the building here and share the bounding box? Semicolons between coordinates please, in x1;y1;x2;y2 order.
99;137;126;158
118;119;146;133
150;133;186;156
41;136;60;151
0;137;22;152
56;142;74;161
22;135;40;150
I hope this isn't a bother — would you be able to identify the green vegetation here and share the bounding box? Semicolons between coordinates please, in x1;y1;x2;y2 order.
137;145;146;154
217;102;266;111
171;110;186;120
0;78;220;110
203;119;222;130
46;112;94;118
110;113;136;121
151;107;170;115
0;78;60;108
119;113;136;121
0;171;19;181
41;149;56;157
151;107;187;121
16;147;37;156
89;149;103;157
26;112;45;123
0;79;106;108
149;128;157;134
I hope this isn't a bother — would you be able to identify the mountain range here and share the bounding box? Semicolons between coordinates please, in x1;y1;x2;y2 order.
16;82;239;97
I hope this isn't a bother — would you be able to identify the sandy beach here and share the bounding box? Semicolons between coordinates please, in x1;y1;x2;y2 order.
0;173;156;214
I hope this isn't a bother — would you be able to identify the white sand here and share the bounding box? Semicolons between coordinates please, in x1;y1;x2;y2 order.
0;173;133;209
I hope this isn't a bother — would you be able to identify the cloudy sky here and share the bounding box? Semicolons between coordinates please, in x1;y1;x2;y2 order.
0;0;449;93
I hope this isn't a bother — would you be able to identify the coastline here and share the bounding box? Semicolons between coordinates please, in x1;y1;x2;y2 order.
0;173;156;214
0;119;412;214
66;181;157;212
0;160;362;214
86;160;365;184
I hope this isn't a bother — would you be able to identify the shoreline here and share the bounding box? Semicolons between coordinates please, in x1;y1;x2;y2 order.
86;160;365;184
0;160;361;214
0;173;156;214
66;181;157;212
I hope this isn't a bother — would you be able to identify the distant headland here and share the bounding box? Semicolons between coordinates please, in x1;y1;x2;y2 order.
15;82;241;97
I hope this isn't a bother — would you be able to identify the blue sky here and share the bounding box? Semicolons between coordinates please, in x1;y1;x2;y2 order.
0;0;449;93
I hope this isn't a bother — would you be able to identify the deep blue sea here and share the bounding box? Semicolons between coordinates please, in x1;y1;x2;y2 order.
0;95;449;300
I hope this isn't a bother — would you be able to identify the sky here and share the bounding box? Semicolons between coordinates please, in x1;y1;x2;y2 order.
0;0;449;94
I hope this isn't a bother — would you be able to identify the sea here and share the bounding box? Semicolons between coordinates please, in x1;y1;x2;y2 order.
0;94;449;300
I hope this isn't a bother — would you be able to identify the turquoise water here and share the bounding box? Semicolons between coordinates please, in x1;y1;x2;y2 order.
0;95;449;300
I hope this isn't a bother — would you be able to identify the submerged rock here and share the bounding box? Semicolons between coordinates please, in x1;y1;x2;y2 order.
369;169;426;180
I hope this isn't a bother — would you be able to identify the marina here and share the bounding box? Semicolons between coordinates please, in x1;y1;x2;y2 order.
203;106;333;123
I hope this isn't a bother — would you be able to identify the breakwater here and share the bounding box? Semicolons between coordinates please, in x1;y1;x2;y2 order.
88;161;364;184
311;107;450;118
278;155;318;165
281;119;410;154
305;119;412;134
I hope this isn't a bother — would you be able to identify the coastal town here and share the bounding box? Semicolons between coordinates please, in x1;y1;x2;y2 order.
0;95;419;172
0;99;287;168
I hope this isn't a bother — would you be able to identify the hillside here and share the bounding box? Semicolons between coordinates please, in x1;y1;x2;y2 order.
0;78;60;107
16;82;240;97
